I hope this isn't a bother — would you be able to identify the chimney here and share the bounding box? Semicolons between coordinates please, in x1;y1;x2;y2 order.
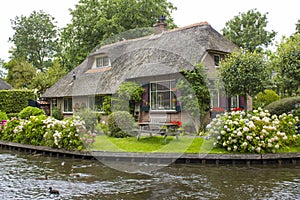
153;15;168;34
72;71;76;80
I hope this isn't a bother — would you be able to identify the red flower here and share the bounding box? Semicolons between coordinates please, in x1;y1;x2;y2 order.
211;107;225;112
232;107;243;111
170;121;182;127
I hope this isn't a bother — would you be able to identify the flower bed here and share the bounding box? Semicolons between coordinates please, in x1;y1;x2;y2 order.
207;108;300;153
0;116;96;150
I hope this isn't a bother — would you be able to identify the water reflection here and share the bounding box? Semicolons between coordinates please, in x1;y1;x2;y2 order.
0;150;299;199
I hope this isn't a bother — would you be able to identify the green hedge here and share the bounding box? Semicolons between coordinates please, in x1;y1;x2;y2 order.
265;96;300;115
0;90;35;114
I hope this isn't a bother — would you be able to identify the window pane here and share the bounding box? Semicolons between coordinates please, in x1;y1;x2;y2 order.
157;81;169;91
96;58;102;67
151;92;157;110
171;92;177;110
89;97;95;110
151;83;156;91
103;57;109;66
157;91;170;110
214;55;220;66
95;96;104;111
68;98;72;112
64;99;68;112
211;90;219;108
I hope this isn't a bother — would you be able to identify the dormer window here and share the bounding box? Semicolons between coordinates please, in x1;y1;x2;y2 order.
96;56;109;68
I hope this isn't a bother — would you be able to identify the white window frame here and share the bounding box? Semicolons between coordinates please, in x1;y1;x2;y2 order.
93;55;110;68
63;97;73;113
150;80;177;111
230;96;240;109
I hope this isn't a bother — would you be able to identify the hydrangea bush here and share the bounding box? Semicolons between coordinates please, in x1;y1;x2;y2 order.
207;108;300;153
0;116;96;150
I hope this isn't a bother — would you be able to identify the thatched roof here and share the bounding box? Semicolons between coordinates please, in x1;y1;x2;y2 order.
42;22;237;98
0;79;12;90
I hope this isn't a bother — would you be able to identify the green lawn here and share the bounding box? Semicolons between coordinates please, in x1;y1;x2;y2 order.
90;135;300;154
91;135;227;154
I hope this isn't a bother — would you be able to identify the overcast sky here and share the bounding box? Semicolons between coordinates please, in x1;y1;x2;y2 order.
0;0;299;62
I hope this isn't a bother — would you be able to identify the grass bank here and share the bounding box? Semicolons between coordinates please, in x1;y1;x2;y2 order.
91;135;231;154
91;135;300;154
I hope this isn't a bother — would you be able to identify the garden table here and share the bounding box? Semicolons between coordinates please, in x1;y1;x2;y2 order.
137;122;180;144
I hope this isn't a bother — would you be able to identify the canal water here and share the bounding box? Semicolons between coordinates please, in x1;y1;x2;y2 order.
0;150;299;200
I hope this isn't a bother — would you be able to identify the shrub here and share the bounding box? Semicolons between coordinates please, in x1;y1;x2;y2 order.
95;122;109;135
18;106;45;119
265;96;300;116
107;111;136;138
52;107;63;120
74;109;98;131
43;116;96;150
0;110;8;121
0;116;96;150
207;108;300;153
7;113;19;119
13;115;47;145
253;89;280;109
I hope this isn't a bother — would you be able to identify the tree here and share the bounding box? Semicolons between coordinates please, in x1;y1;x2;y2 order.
3;58;36;89
271;34;300;96
0;59;7;78
112;81;144;114
219;49;271;112
222;9;276;52
176;63;210;132
9;10;60;72
60;0;177;71
31;60;67;94
296;19;300;34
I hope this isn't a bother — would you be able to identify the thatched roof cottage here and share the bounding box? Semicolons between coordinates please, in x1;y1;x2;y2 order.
42;21;249;124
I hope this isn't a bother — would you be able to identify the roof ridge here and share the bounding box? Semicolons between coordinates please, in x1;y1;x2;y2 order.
167;21;210;33
95;22;210;50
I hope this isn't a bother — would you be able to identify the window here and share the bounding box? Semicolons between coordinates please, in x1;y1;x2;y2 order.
210;89;219;108
52;98;57;108
89;95;105;112
63;97;73;112
214;55;220;66
150;80;177;111
96;56;109;68
231;96;240;109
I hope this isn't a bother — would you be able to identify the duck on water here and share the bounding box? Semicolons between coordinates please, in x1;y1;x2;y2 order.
49;187;59;195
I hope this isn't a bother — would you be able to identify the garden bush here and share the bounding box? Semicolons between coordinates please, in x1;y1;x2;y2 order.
18;106;45;119
207;108;300;153
74;109;98;131
52;107;63;120
107;111;136;138
7;113;19;119
253;89;280;109
0;110;8;121
0;116;96;150
265;96;300;116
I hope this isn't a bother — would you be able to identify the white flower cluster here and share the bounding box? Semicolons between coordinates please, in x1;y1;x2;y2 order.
207;108;300;153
